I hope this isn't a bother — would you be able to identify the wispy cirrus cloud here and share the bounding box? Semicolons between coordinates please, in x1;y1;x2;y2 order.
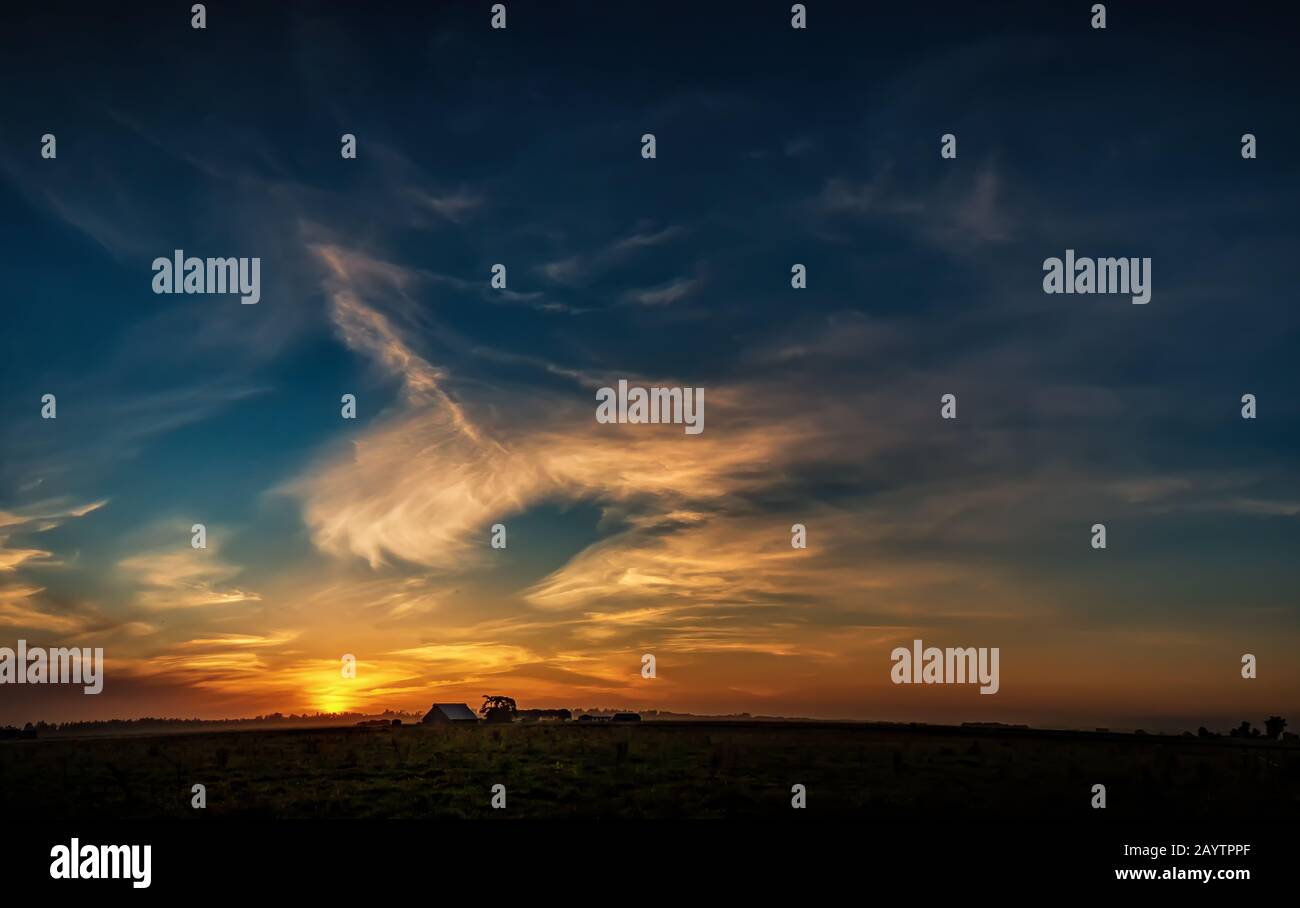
539;224;687;286
0;585;89;634
117;541;260;611
0;500;107;633
620;274;700;307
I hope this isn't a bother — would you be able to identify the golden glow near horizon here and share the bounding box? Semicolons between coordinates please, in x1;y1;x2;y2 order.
2;244;1297;730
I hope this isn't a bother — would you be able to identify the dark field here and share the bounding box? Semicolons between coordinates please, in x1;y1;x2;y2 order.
2;722;1297;820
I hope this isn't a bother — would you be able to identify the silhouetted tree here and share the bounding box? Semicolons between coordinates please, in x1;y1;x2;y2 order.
480;695;517;723
1264;716;1287;740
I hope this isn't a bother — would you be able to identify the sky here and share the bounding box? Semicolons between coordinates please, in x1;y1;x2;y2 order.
1;1;1298;731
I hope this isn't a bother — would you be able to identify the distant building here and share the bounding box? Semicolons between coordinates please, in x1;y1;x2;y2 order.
421;703;479;725
611;712;642;723
516;709;572;722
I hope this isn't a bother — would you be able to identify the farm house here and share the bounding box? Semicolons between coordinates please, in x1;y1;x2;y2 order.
421;703;479;725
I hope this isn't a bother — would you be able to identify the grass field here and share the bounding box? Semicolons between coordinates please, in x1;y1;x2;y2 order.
2;722;1297;820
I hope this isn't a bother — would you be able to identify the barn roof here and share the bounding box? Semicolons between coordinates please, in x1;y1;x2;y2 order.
423;703;478;722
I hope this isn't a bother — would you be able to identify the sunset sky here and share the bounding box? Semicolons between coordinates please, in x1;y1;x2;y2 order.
2;1;1298;731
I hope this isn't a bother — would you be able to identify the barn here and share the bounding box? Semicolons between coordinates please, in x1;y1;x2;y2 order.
421;703;479;725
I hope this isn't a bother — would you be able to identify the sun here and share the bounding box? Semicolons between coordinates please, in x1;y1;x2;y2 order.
313;694;351;715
